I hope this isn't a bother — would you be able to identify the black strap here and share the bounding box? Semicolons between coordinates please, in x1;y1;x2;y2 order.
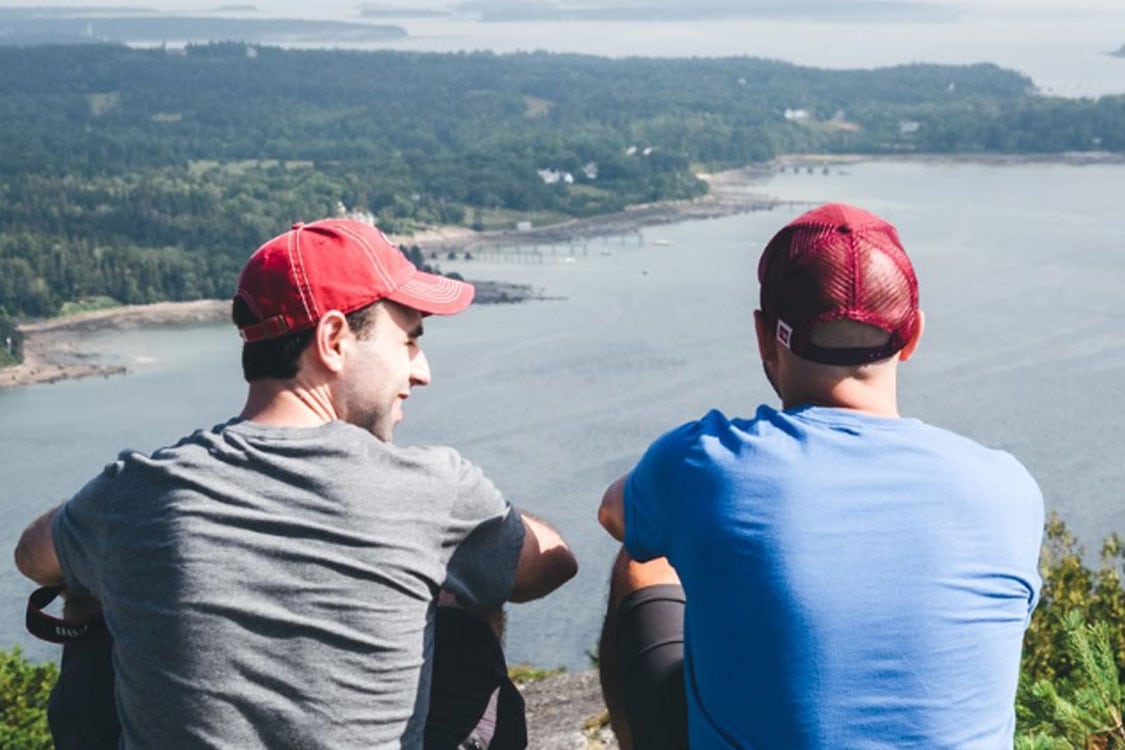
26;586;101;644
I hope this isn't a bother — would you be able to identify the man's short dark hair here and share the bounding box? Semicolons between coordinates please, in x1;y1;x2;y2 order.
232;299;380;382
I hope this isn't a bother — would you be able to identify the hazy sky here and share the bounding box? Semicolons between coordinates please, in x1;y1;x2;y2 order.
1;0;1122;16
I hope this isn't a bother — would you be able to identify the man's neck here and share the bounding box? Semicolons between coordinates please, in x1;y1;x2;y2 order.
240;380;337;427
782;378;901;418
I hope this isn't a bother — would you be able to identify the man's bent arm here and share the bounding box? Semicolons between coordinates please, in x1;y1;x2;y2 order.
14;506;65;587
597;476;627;542
509;512;578;603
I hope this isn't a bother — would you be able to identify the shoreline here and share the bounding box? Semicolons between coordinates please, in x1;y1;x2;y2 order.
0;163;783;390
0;300;232;390
3;151;1122;390
0;283;549;390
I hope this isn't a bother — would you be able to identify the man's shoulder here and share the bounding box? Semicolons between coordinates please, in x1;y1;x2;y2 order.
385;442;472;475
911;419;1035;474
653;408;748;443
650;406;795;450
635;409;773;477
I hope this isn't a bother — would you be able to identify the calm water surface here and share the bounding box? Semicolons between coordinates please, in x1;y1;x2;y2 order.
2;160;1124;668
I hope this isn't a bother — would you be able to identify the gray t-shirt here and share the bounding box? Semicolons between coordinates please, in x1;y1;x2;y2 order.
52;419;525;749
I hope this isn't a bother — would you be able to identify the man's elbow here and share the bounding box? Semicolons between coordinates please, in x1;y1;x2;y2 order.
509;548;577;603
14;511;64;586
14;535;47;584
598;476;627;541
509;520;579;603
597;502;624;541
13;538;32;581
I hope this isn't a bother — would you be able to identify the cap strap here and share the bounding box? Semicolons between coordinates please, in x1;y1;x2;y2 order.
239;315;291;343
798;341;903;366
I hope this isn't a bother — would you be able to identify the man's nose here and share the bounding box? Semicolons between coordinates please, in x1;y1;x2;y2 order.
411;349;432;386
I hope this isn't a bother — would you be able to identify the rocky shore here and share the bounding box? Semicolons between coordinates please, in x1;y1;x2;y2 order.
0;281;548;389
0;165;783;390
523;670;618;750
0;300;230;389
416;164;781;257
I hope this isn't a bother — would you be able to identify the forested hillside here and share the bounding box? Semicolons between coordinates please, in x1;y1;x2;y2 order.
0;43;1123;320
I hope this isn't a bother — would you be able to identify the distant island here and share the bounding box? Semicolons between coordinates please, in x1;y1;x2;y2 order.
456;0;956;23
359;5;448;18
1112;45;1125;58
0;11;406;46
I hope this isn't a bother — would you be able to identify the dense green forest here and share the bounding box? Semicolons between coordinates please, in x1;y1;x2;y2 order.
0;43;1123;324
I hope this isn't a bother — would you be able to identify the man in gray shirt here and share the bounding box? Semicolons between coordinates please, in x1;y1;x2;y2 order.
15;219;578;748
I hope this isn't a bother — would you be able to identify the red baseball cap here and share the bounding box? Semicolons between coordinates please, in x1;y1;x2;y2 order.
757;203;919;366
234;219;475;343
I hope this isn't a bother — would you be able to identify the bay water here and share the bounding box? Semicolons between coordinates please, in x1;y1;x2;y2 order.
2;159;1124;670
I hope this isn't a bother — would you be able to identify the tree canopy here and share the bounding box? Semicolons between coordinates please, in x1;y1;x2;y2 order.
0;43;1122;320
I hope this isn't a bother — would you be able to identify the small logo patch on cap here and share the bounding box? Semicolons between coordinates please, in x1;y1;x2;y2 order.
777;320;793;349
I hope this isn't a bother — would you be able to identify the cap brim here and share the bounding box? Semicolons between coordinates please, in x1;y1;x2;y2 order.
387;271;475;315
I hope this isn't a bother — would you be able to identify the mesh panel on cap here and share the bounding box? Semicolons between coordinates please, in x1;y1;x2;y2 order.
757;203;918;365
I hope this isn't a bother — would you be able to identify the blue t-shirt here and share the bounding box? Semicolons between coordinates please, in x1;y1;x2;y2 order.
625;405;1043;749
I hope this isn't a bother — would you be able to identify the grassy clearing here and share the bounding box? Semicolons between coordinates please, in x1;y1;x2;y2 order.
58;296;120;316
474;207;571;231
186;159;315;177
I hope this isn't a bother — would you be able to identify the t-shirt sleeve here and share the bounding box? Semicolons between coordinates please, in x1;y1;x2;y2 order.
624;424;691;563
1022;466;1046;619
441;454;525;613
51;461;123;600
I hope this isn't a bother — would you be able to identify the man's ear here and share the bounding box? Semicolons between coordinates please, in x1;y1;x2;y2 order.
898;309;925;362
313;311;350;374
754;310;778;363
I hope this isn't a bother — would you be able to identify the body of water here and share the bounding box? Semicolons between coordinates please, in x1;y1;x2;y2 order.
2;160;1123;669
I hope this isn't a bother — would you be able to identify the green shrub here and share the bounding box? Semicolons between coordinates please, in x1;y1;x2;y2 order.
1017;613;1125;748
1017;516;1125;748
1022;515;1125;686
0;648;56;750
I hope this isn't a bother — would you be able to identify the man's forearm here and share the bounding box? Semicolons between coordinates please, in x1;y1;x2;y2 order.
14;507;65;586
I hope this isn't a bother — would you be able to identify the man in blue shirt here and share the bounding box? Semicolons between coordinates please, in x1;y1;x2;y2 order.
597;203;1044;749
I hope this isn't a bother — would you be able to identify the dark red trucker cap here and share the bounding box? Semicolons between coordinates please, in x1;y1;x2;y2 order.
757;203;919;366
